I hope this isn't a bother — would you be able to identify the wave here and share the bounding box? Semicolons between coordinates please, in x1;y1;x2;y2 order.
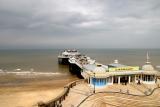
0;70;67;76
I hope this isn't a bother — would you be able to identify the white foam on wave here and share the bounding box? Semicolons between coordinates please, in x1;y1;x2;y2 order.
0;70;66;76
10;71;61;75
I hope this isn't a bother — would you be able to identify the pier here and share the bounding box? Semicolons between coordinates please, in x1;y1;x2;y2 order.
38;51;160;107
68;55;96;78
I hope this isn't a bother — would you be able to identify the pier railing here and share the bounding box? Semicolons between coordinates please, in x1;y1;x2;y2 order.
38;79;86;107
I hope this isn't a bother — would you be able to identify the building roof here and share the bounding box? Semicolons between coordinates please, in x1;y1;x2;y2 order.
83;64;97;71
108;59;127;68
83;64;107;71
108;63;127;67
142;64;154;71
93;66;106;74
83;69;160;78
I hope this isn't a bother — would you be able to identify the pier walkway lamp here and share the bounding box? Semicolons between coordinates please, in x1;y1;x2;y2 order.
93;72;96;94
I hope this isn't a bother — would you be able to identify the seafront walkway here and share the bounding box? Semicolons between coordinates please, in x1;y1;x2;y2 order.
79;88;160;107
38;79;160;107
61;82;160;107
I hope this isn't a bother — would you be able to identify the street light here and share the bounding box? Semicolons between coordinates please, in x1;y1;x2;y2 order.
93;72;96;93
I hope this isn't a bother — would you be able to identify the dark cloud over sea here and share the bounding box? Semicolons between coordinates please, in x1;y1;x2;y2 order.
0;0;160;49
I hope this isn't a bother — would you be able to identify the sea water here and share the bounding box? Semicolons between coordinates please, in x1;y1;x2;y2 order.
0;49;160;83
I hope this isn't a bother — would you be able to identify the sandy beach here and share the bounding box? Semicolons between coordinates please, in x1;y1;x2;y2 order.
0;74;77;107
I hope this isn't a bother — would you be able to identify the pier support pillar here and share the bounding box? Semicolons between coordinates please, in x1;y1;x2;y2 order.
128;76;131;84
88;77;90;84
141;74;142;82
118;76;121;84
111;76;113;84
90;77;92;85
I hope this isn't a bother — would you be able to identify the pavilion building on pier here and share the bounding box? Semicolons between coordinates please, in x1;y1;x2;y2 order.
81;54;160;88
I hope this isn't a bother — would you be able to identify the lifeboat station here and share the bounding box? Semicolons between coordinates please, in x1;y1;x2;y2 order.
81;54;159;88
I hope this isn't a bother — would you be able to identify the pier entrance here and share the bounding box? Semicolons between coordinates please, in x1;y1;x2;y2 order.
113;76;130;85
120;76;129;85
113;76;118;84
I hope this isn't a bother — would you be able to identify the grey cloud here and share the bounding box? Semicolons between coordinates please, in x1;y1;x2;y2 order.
0;0;160;49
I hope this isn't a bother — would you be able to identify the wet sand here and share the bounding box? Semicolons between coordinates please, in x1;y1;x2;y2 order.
0;75;78;107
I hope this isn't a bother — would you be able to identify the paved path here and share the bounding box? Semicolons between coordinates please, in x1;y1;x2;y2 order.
61;83;92;107
80;88;160;107
62;82;159;107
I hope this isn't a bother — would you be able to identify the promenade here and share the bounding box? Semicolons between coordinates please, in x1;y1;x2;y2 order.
62;81;160;107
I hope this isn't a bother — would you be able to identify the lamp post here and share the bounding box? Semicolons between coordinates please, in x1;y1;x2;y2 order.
93;72;96;93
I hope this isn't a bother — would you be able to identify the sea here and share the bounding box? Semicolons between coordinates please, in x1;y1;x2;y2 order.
0;49;160;84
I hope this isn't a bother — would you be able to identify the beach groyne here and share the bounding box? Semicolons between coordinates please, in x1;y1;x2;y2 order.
38;79;86;107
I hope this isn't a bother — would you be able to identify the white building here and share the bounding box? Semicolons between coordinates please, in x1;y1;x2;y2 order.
81;54;160;88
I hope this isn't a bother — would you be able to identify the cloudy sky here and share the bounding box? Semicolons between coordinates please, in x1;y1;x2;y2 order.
0;0;160;49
